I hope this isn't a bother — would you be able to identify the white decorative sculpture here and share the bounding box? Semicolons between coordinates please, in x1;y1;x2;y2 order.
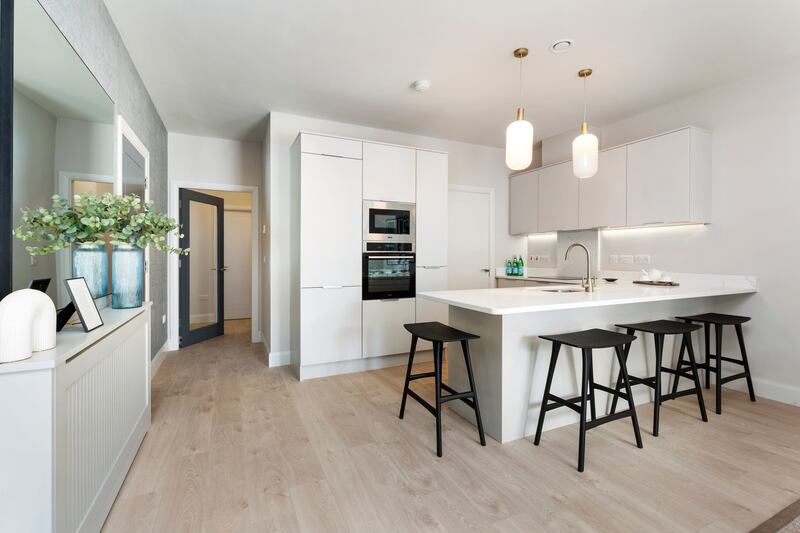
0;289;57;363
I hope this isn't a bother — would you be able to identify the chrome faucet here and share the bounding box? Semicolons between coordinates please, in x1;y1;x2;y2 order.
565;242;596;292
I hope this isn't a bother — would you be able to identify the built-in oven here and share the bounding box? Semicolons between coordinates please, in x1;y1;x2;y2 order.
363;200;415;243
362;242;415;300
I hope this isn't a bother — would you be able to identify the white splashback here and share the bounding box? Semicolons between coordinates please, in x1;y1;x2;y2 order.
557;229;600;278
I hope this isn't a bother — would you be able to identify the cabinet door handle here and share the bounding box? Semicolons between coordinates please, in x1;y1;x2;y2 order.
480;268;491;273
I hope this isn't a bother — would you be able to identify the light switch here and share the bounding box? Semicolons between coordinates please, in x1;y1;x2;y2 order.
620;255;634;265
634;254;651;265
609;254;619;264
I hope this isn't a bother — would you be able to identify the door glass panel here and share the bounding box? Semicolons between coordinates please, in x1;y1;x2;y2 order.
189;200;218;330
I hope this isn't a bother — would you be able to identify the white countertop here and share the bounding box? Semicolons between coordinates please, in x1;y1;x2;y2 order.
0;305;148;375
419;273;757;316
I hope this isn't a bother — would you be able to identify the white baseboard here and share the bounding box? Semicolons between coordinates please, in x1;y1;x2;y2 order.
151;340;169;379
727;376;800;406
269;350;291;367
298;350;435;381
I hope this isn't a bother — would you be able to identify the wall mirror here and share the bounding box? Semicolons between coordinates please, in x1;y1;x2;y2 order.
7;0;115;306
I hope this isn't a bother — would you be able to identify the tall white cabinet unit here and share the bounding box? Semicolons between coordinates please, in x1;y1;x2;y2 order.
291;134;364;376
363;142;416;202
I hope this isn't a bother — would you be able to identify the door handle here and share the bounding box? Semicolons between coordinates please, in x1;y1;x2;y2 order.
480;268;491;273
219;266;229;272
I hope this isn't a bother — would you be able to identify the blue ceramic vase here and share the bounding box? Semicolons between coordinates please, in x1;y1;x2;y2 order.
112;244;144;309
72;243;109;298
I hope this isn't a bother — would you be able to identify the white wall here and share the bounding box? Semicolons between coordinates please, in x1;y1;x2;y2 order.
54;117;115;177
539;60;800;405
266;111;527;357
11;90;57;300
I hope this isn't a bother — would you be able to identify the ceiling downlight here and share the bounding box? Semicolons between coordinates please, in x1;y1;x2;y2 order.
550;39;574;53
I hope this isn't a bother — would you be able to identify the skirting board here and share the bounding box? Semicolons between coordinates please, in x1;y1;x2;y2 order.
298;350;436;381
727;376;800;407
151;340;169;379
269;350;290;367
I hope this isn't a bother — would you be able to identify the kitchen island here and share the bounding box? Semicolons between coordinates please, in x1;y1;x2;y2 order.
417;273;756;443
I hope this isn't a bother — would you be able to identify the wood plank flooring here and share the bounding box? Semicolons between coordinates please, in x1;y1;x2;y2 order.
102;319;800;532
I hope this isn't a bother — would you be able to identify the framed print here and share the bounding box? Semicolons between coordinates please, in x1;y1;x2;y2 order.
63;277;104;332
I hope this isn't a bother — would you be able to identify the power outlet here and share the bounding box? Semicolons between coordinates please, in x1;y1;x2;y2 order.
531;254;550;265
634;254;651;265
609;254;619;264
620;255;634;265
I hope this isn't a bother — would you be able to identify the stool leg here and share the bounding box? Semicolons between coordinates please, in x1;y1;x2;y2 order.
671;335;687;397
653;334;664;437
399;335;418;419
461;339;486;446
615;344;643;449
704;323;711;389
684;332;708;422
735;324;756;402
587;349;597;422
534;342;561;446
609;328;634;415
577;348;590;472
434;341;443;457
715;324;723;414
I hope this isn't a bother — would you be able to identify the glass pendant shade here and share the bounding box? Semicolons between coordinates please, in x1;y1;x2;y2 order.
572;123;598;179
506;112;534;170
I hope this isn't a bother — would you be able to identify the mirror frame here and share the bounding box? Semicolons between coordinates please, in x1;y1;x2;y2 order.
0;0;13;298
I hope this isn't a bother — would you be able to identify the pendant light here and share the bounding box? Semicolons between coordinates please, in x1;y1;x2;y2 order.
572;68;599;178
505;48;534;170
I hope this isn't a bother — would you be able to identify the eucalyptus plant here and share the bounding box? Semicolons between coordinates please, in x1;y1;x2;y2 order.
13;192;188;255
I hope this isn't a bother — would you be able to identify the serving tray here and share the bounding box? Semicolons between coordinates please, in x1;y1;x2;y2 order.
633;280;680;287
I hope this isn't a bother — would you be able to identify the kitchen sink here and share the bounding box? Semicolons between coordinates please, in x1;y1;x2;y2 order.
542;288;586;293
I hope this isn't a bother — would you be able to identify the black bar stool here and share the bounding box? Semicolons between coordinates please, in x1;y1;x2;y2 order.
675;313;755;414
399;322;486;457
535;328;643;472
611;320;708;436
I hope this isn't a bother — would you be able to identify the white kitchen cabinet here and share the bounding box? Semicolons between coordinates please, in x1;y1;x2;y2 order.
416;150;448;266
579;146;627;228
300;153;362;288
300;133;362;159
509;170;539;235
626;127;711;226
538;161;579;232
363;142;416;202
362;298;415;357
415;267;448;350
300;287;362;366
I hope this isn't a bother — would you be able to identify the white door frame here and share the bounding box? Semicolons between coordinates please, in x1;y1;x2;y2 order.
115;115;151;302
448;184;495;287
168;181;261;349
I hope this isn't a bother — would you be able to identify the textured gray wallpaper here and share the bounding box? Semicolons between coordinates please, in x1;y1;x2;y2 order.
39;0;169;357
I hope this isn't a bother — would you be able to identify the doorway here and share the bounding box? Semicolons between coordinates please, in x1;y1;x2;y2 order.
448;185;494;289
178;188;255;348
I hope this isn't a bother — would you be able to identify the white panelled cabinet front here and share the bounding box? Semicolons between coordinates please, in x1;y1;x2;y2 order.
363;142;416;202
300;153;362;288
300;287;362;366
362;298;415;358
538;161;579;232
509;170;539;235
579;146;627;228
416;150;448;267
415;267;448;350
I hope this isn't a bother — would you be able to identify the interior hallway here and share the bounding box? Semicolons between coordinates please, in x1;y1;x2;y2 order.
103;322;800;532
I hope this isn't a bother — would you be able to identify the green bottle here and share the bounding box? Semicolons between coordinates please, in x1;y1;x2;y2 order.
518;255;524;276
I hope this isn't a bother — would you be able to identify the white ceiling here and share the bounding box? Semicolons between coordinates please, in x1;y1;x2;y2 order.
103;0;800;146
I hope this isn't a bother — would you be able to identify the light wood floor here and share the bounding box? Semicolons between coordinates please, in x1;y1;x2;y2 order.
103;320;800;532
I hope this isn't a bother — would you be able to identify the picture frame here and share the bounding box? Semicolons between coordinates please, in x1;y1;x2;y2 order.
63;277;104;332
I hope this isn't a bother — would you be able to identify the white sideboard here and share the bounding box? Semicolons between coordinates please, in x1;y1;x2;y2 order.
0;305;151;533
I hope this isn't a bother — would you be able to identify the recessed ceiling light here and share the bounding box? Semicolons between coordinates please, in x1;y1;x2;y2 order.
550;39;574;53
411;80;431;92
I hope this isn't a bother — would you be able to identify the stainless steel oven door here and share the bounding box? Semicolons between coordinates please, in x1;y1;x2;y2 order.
363;200;415;243
362;252;416;300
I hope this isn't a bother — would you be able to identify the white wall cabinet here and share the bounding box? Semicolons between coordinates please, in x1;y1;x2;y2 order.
300;287;362;366
538;161;579;232
416;150;448;266
627;127;711;226
363;142;416;202
299;153;362;288
415;267;448;350
363;298;415;357
509;170;538;235
300;133;362;159
579;146;627;228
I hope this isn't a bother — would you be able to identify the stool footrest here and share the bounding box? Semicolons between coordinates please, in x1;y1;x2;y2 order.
409;371;436;381
660;388;701;401
700;354;746;366
545;394;583;414
628;375;657;388
441;391;475;404
406;389;436;416
593;383;620;396
586;409;635;430
721;372;748;384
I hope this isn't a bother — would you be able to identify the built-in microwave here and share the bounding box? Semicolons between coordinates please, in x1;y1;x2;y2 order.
363;200;415;243
362;242;415;300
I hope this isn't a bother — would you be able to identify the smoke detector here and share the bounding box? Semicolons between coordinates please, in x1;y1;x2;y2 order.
411;80;431;92
550;39;574;53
